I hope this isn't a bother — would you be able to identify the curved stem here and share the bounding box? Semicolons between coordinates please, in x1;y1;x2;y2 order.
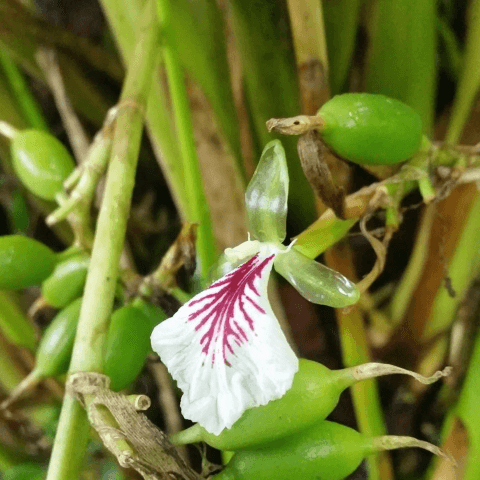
446;0;480;144
370;435;455;466
155;0;217;277
46;3;159;479
0;369;41;410
341;363;451;385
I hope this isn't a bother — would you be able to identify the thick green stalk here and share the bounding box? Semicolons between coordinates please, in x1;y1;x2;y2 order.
155;0;217;275
0;49;48;130
446;0;480;144
46;3;159;479
365;0;436;133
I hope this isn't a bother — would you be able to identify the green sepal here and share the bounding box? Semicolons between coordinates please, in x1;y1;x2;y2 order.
245;140;288;243
274;248;360;307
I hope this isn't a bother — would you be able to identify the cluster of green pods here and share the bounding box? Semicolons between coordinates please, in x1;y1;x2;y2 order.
213;420;448;480
173;360;450;480
172;359;445;451
6;297;162;405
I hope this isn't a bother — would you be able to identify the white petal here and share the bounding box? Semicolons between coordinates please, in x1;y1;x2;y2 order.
150;252;299;435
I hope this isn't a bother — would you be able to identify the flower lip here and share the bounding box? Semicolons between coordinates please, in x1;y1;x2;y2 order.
150;251;299;435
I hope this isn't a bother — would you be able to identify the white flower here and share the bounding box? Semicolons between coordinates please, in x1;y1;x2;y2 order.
151;140;359;435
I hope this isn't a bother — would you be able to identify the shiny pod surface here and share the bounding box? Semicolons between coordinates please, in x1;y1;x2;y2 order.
131;297;168;330
171;359;350;451
41;253;89;308
11;130;75;200
104;305;153;391
35;298;82;377
318;93;422;165
0;235;56;290
214;421;367;480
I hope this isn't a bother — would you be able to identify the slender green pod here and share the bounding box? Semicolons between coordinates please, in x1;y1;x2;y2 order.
0;235;56;290
104;305;153;391
1;298;82;409
2;300;156;407
10;129;75;200
213;421;452;480
41;253;90;308
318;93;423;165
172;359;450;451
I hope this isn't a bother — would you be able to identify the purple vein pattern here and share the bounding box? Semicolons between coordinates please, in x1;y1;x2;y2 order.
151;251;299;434
188;253;273;367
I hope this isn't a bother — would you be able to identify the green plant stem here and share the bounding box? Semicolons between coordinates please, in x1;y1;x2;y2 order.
155;0;217;276
323;0;362;95
365;0;436;133
287;0;328;68
295;143;480;259
45;4;159;479
390;203;436;325
446;0;480;144
99;0;189;219
453;311;480;479
325;247;393;480
0;335;25;393
0;49;48;130
228;0;316;231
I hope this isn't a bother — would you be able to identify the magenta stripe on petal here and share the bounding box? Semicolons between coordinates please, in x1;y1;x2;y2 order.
188;253;275;367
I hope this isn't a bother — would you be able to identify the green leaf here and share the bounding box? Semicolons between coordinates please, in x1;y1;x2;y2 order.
245;140;288;243
274;248;359;308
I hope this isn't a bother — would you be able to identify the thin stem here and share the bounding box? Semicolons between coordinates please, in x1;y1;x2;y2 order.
446;0;480;144
45;3;159;479
370;435;455;465
0;48;48;130
36;48;90;162
324;245;393;480
390;203;436;324
155;0;217;276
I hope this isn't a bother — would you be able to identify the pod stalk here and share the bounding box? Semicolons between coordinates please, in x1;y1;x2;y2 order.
266;115;326;135
370;435;456;467
171;423;203;445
